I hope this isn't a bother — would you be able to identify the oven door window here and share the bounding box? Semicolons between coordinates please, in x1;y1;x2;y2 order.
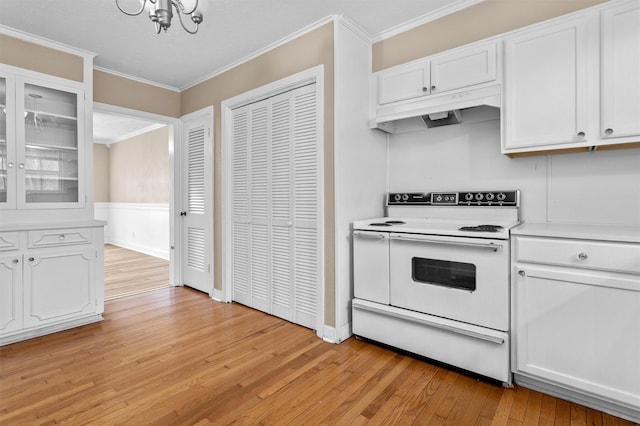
411;257;476;291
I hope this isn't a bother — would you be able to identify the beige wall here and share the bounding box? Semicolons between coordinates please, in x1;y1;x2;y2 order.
0;34;84;82
109;126;170;204
372;0;607;72
181;22;336;325
93;143;110;203
94;70;181;118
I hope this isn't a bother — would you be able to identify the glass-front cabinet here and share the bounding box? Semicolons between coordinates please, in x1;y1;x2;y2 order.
0;72;84;210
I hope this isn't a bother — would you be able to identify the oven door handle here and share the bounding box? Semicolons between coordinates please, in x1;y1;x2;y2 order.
389;233;502;251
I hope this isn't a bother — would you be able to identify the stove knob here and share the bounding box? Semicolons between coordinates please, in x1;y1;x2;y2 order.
394;194;401;201
486;193;495;201
475;193;484;200
497;193;506;201
402;194;409;201
464;193;473;201
436;195;443;202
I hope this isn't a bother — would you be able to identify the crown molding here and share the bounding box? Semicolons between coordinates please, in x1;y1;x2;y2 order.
181;15;337;91
370;0;486;43
0;25;96;59
93;66;181;92
96;123;167;146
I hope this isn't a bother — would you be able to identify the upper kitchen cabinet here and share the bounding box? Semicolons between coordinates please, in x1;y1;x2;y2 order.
502;0;640;156
378;59;430;105
503;16;592;152
373;40;501;133
377;41;498;105
601;0;640;141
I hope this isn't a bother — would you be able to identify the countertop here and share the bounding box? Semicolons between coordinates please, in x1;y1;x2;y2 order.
0;220;106;232
511;222;640;244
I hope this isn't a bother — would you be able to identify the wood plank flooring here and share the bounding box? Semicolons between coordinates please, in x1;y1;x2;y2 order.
1;287;636;425
104;244;170;300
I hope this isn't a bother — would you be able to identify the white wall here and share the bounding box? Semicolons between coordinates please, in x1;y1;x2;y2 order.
388;117;640;226
98;202;170;259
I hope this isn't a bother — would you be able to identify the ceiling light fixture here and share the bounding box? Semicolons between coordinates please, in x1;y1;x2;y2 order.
115;0;203;34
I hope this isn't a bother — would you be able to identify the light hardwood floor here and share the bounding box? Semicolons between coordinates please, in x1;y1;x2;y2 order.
0;287;636;425
104;244;170;300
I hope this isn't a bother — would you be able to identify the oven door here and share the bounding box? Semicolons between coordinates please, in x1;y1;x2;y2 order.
389;232;509;331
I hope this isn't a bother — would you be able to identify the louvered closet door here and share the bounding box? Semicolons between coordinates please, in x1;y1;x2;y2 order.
231;106;250;305
290;84;319;329
230;83;320;330
182;112;213;294
248;102;270;312
270;91;294;322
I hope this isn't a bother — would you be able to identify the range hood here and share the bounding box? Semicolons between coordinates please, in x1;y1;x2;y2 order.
374;84;501;134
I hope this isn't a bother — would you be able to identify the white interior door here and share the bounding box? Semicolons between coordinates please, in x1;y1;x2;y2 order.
181;108;213;294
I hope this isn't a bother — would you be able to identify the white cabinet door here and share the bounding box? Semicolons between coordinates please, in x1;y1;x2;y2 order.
513;264;640;409
23;247;96;328
430;42;497;95
0;253;22;334
503;17;590;151
378;61;430;104
601;0;640;140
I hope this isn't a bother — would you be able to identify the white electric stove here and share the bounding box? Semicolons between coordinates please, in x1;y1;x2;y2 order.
352;190;520;384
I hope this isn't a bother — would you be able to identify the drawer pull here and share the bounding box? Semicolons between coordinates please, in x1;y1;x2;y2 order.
518;270;526;276
29;257;35;262
59;235;65;240
578;252;589;261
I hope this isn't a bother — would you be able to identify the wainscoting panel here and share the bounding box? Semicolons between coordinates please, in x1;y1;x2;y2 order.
102;203;170;260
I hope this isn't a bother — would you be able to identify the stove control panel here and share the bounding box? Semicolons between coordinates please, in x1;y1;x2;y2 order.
388;190;519;206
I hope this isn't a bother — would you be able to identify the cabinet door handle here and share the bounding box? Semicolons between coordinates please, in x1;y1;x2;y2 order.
604;128;613;136
28;257;35;262
518;270;526;276
422;86;428;92
18;163;25;169
7;162;14;168
431;85;436;91
12;258;19;264
577;252;588;261
577;131;586;138
59;235;66;240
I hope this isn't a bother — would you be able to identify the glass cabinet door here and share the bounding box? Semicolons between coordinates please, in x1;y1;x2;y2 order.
0;73;16;209
0;76;7;205
17;79;83;207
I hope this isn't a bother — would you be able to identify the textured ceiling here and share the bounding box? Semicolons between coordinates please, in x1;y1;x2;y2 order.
1;0;481;139
0;0;479;90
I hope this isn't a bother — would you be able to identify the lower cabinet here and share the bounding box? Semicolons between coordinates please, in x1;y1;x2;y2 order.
511;230;640;423
0;223;104;345
0;253;23;335
23;247;97;328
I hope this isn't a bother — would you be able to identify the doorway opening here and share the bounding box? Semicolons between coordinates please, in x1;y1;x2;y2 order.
93;104;179;300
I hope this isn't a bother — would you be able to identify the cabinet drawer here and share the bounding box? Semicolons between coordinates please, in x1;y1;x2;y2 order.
0;232;20;251
515;236;640;274
28;228;93;248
